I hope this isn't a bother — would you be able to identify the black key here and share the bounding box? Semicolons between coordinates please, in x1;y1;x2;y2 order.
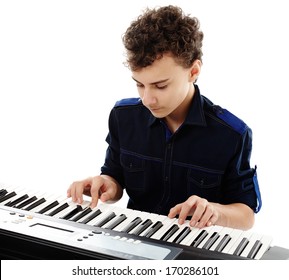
247;240;262;259
144;221;163;238
80;209;102;224
5;194;29;207
214;234;231;252
0;189;8;197
46;202;69;216
37;200;59;214
172;226;191;244
105;214;127;230
160;224;179;241
70;207;92;222
121;217;142;233
191;230;208;247
23;198;46;211
94;212;116;227
233;237;249;256
131;219;153;236
15;196;38;209
60;205;83;220
202;232;220;250
0;191;17;203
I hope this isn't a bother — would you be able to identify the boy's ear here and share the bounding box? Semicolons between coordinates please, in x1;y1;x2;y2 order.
189;59;202;82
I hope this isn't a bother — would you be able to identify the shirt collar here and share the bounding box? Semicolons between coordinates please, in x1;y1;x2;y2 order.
147;84;207;127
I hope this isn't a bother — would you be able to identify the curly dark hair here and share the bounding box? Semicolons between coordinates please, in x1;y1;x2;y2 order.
122;5;204;71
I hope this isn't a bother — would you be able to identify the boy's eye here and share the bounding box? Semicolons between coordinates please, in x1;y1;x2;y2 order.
135;83;167;89
156;84;167;89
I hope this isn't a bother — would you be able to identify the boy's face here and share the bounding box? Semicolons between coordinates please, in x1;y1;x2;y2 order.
132;54;198;119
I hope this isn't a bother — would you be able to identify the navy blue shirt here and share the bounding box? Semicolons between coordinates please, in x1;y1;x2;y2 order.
101;85;261;216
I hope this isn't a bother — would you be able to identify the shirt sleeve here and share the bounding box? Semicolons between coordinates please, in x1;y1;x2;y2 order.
100;108;126;188
222;127;262;213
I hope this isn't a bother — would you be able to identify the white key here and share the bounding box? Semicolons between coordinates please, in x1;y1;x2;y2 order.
179;226;202;246
130;212;163;236
85;203;115;226
239;232;263;258
102;206;140;230
77;205;106;224
166;220;190;243
127;212;153;233
139;213;167;237
227;230;253;256
191;226;215;248
45;197;73;217
0;186;26;205
40;195;69;213
116;210;151;233
150;216;178;240
22;191;59;210
46;200;73;218
221;228;244;254
93;207;120;228
12;189;42;208
253;235;273;260
5;188;35;206
107;209;137;231
31;193;63;213
199;225;224;249
209;226;234;251
55;200;90;219
103;212;128;229
112;208;143;232
1;185;23;194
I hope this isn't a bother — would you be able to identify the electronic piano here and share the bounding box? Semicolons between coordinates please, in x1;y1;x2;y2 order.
1;184;289;260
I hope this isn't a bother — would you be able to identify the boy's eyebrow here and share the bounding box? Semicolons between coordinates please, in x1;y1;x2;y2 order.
132;77;169;85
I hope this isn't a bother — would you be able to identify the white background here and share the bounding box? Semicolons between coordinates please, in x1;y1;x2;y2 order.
2;260;289;279
1;0;289;251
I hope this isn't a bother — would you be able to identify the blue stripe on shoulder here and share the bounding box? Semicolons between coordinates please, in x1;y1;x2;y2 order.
253;167;262;213
114;98;142;108
215;106;247;135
